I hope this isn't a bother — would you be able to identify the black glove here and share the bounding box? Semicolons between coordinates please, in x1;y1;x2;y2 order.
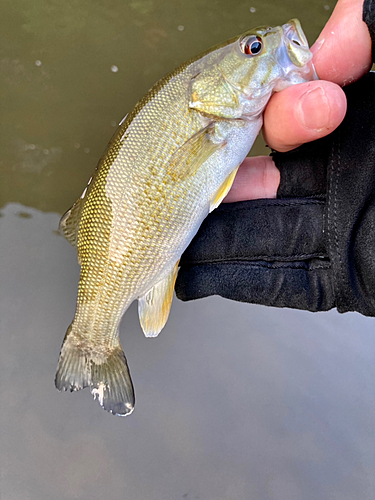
176;67;375;316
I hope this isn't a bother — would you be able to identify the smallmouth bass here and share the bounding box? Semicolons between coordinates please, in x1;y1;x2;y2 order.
56;19;315;415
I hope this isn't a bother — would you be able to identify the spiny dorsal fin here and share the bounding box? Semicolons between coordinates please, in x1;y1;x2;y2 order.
59;198;84;248
138;261;179;337
167;125;225;182
209;164;239;212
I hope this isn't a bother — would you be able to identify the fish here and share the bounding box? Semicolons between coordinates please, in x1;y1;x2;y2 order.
55;19;315;416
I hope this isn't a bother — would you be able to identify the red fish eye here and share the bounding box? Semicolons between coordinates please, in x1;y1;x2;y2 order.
242;36;263;55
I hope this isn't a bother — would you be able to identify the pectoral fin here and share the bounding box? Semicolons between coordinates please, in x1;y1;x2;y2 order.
209;164;240;212
59;198;84;248
138;261;179;338
167;124;225;182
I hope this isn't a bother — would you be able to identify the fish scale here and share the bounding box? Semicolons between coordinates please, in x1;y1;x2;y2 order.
55;19;315;415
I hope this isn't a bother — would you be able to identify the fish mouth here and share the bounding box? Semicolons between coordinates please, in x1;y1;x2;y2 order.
282;19;312;66
283;19;309;49
273;18;318;86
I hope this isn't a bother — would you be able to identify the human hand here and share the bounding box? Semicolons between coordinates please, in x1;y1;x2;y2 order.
224;0;372;203
176;0;375;314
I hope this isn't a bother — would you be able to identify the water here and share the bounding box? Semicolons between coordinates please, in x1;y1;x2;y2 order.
1;1;375;499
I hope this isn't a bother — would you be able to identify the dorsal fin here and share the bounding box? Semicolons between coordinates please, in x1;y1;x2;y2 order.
59;198;84;248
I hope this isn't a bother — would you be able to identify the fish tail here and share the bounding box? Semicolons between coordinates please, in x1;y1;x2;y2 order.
55;325;135;416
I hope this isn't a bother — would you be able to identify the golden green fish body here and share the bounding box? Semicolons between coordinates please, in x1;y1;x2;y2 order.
56;19;315;416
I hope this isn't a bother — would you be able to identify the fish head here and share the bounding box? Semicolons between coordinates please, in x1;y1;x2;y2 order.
189;19;316;119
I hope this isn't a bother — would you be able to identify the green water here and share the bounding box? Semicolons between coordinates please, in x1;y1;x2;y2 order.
1;0;332;214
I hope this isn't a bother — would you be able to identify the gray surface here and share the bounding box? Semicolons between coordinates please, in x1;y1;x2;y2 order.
1;203;375;500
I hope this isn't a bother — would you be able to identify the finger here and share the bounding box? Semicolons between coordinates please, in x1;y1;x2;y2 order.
223;156;279;202
263;80;347;153
311;0;372;85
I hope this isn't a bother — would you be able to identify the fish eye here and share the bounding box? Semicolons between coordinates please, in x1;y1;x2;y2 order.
240;35;263;56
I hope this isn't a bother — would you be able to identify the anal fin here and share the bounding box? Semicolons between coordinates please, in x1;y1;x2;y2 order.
209;164;239;212
138;261;179;337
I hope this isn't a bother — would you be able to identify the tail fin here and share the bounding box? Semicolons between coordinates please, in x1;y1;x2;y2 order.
55;327;135;416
